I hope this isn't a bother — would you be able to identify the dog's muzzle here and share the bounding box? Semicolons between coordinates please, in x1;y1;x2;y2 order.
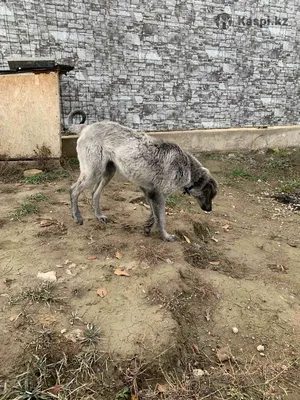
201;203;212;212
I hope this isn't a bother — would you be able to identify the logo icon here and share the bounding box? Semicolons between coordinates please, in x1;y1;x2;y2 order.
215;13;232;30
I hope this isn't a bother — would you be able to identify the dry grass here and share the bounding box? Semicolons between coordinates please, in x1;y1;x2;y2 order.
8;283;63;306
184;243;219;269
135;242;173;266
33;144;55;170
3;342;300;400
193;221;212;241
183;244;248;278
139;356;300;399
0;161;24;183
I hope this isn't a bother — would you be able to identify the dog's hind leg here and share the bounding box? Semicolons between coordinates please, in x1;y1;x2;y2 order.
140;187;155;235
92;161;116;223
143;213;155;236
70;173;93;224
147;190;177;242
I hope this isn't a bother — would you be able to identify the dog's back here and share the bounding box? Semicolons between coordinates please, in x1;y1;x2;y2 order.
78;120;153;146
77;121;190;193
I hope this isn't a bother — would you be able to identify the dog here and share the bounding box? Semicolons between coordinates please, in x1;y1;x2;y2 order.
69;112;217;241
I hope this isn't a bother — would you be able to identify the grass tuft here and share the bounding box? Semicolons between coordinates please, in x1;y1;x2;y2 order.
276;180;300;194
82;323;101;345
9;282;61;306
26;193;49;202
230;168;251;178
11;202;40;219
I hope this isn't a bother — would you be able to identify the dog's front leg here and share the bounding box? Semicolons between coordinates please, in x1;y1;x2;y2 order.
148;191;176;242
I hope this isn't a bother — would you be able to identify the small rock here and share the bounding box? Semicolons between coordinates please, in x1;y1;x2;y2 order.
24;169;43;177
193;368;205;378
66;269;76;276
232;327;239;334
37;271;57;283
260;353;265;357
64;328;84;342
60;329;67;334
40;219;54;227
257;345;265;352
217;346;231;362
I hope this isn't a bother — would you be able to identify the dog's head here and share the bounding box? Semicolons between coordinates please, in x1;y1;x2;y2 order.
189;176;218;212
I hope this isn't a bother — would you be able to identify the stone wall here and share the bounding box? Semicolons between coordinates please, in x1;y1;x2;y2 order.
0;0;299;130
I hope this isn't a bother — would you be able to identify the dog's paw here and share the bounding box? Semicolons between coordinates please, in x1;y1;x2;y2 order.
163;234;177;242
97;215;108;223
143;227;151;236
75;217;83;225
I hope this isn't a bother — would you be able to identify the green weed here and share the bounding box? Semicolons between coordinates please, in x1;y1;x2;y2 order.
26;193;49;202
276;180;300;194
11;202;40;219
230;168;251;178
115;386;131;400
24;170;70;184
166;193;182;208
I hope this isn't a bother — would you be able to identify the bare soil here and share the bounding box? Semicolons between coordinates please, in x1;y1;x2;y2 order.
1;149;300;399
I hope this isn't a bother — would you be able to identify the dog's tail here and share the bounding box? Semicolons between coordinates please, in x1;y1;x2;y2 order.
64;109;87;135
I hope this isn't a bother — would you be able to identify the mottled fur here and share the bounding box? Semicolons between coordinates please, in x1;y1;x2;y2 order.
69;120;217;241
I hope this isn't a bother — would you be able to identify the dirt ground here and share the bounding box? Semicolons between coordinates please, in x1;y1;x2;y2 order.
0;149;300;399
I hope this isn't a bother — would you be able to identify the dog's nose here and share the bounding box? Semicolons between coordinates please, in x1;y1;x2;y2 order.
201;204;212;212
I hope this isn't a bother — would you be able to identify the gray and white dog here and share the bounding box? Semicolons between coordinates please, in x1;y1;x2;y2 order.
68;111;217;241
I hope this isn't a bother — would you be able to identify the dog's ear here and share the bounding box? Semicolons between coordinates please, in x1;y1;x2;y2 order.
193;175;206;189
203;178;218;199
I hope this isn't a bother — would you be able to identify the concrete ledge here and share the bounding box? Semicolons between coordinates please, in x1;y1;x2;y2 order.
0;159;61;169
62;125;300;158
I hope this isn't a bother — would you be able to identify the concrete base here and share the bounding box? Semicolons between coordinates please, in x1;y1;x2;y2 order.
62;125;300;158
0;159;61;169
